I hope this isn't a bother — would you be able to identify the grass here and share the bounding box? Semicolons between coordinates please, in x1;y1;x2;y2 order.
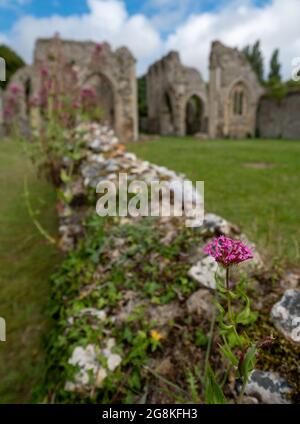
128;137;300;266
0;138;60;403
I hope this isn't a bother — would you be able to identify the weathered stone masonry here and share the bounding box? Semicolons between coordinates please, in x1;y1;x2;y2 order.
2;37;300;140
257;89;300;140
146;51;208;136
145;41;265;139
208;41;264;139
6;38;138;142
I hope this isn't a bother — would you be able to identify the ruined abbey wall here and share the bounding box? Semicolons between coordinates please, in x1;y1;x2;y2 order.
257;90;300;139
5;38;138;142
146;52;208;136
209;41;264;139
3;37;300;141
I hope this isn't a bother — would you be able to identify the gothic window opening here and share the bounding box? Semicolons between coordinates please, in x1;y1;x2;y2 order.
185;94;204;135
232;83;247;116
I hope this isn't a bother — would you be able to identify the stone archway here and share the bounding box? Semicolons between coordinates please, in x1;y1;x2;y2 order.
82;73;115;127
185;94;204;135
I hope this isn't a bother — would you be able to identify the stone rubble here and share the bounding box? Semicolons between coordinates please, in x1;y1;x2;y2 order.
244;370;293;404
271;289;300;345
56;123;295;402
65;339;122;393
188;255;225;290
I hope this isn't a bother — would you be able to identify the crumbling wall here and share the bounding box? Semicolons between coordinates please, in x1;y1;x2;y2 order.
5;37;138;142
0;87;3;136
3;65;38;136
209;41;264;138
257;90;300;140
146;51;208;136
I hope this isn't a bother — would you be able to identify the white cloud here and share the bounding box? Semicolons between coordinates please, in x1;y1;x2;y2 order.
0;0;300;79
1;0;163;74
166;0;300;80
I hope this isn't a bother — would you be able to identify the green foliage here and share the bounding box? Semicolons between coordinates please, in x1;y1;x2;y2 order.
243;40;264;83
38;214;205;403
186;369;200;403
138;76;148;118
268;49;281;83
205;268;259;403
238;344;257;381
0;44;25;88
204;363;227;404
195;329;208;348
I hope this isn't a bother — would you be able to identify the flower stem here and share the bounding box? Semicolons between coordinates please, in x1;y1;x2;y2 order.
226;267;232;322
204;305;216;378
237;377;248;404
226;267;230;290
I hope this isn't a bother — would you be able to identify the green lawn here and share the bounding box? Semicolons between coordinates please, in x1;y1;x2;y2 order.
128;137;300;266
0;138;60;403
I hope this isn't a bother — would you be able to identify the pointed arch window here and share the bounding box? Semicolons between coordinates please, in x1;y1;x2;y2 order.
232;83;247;116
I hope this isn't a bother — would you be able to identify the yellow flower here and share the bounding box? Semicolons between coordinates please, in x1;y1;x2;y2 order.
150;330;164;342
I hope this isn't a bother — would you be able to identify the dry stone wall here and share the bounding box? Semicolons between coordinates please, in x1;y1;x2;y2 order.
46;122;299;403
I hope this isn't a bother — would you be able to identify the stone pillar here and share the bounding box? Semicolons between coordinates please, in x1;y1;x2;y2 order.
208;66;220;139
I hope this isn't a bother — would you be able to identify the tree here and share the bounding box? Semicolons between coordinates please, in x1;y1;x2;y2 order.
268;49;281;83
243;40;264;83
138;76;148;118
0;44;25;88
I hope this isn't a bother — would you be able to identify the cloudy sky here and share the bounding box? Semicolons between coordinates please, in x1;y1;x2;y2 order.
0;0;299;80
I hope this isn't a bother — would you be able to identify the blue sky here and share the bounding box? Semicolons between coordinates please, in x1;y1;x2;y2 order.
0;0;298;79
0;0;270;31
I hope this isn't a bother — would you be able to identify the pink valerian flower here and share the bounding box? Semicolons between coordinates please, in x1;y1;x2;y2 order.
95;43;103;54
203;236;253;268
80;87;96;99
9;84;23;95
40;66;49;77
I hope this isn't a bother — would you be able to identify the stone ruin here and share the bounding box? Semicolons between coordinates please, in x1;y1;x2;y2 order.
146;51;208;136
257;88;300;139
208;41;264;138
2;37;300;140
4;37;138;142
144;41;267;139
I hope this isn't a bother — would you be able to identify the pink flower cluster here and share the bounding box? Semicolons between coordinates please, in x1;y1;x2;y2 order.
204;236;253;268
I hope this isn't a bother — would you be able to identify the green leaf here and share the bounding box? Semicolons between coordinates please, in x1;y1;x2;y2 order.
239;344;257;381
204;363;227;404
60;169;71;183
235;293;258;325
219;342;239;367
195;329;208;347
